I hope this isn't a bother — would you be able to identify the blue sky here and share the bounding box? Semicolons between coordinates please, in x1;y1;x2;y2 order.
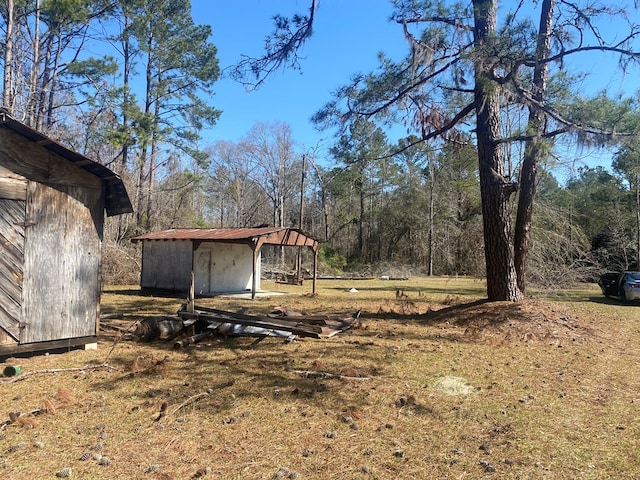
191;0;640;174
192;0;408;156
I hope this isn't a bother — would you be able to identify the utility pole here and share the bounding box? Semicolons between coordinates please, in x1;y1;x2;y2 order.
297;154;306;281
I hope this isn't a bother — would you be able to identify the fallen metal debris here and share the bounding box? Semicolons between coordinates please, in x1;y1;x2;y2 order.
134;306;360;347
174;322;294;349
134;316;184;342
178;305;360;341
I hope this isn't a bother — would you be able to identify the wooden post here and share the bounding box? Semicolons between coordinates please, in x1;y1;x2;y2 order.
188;271;195;313
187;242;195;313
251;247;258;300
312;247;318;295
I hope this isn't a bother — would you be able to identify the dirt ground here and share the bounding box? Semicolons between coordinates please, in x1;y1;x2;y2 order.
1;279;638;479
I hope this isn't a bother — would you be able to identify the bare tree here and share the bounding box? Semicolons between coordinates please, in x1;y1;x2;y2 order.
246;122;300;229
207;140;264;227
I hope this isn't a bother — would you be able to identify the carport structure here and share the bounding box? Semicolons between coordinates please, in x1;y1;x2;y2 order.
132;227;320;300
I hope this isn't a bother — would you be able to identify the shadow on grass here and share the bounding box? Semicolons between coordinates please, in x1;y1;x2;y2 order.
90;335;394;418
361;299;501;325
90;296;531;416
103;287;187;298
588;296;640;306
326;285;487;297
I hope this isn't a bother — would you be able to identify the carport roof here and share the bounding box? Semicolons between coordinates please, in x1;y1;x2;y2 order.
131;227;319;249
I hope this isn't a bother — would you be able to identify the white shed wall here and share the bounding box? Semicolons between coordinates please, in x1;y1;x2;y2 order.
194;243;260;294
140;240;193;291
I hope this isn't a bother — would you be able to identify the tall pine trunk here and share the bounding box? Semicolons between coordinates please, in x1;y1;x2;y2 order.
473;0;522;301
514;0;555;292
35;25;56;132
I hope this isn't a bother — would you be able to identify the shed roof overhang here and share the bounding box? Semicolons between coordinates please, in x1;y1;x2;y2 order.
131;227;319;252
0;108;133;216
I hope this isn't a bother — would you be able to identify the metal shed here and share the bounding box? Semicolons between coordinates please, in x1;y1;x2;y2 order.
131;228;320;299
0;109;133;356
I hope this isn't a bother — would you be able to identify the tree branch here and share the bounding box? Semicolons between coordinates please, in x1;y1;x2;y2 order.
228;0;316;90
497;85;636;145
394;16;473;31
545;44;640;66
347;53;467;119
377;102;475;160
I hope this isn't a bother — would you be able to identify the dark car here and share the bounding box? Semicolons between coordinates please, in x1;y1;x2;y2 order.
598;271;640;302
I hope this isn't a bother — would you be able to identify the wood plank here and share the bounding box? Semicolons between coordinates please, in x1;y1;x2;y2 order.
0;328;17;346
0;335;97;357
21;182;101;343
0;198;24;341
140;240;193;290
201;304;358;327
189;304;324;329
0;177;26;200
267;312;333;325
0;129;102;189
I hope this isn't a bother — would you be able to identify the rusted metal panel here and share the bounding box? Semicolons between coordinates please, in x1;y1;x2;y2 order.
21;181;102;343
262;228;318;248
132;227;282;241
0;198;25;342
132;227;319;249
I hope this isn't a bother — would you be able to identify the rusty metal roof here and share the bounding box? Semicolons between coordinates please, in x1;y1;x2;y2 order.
131;227;319;249
0;108;133;216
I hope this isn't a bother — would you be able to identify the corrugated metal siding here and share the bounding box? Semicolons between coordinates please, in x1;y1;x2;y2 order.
194;243;258;294
140;240;193;290
132;228;319;249
133;227;285;241
0;198;25;342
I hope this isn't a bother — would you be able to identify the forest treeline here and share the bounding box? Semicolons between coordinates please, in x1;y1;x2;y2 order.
203;120;640;288
1;0;639;286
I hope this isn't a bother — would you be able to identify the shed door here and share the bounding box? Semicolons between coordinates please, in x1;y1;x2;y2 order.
0;197;25;341
21;182;102;343
194;247;213;294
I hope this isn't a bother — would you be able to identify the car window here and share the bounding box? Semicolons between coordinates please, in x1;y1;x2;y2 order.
628;272;640;281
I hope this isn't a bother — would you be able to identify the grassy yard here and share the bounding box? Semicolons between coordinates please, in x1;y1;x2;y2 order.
1;277;639;479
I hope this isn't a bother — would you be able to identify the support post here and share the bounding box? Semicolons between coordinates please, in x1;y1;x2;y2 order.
187;242;195;313
312;247;318;295
188;271;195;313
251;247;258;300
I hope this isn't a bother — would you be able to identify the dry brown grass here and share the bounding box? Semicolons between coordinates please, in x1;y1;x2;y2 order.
2;277;640;479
